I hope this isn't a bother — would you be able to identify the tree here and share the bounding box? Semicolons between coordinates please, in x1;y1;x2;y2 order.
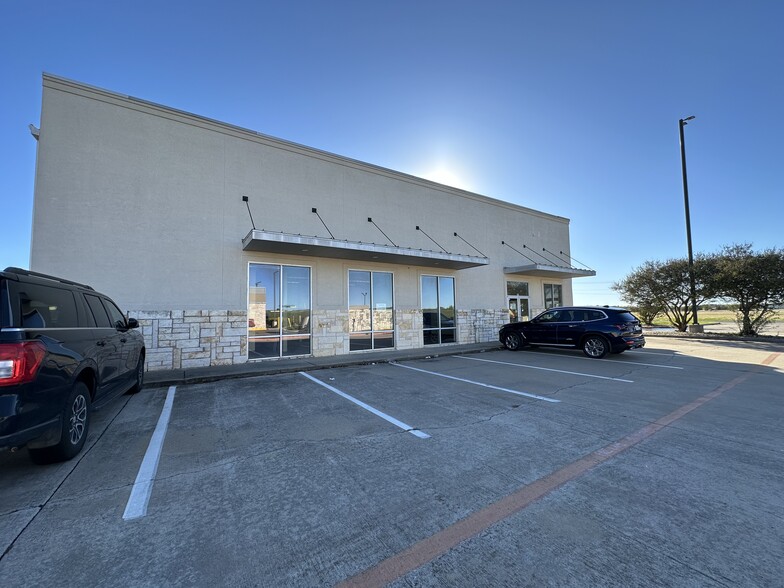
612;263;662;325
613;256;718;331
711;244;784;336
629;303;662;326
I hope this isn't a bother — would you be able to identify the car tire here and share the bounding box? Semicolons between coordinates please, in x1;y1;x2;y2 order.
503;332;522;351
128;352;145;394
29;382;91;464
582;335;609;359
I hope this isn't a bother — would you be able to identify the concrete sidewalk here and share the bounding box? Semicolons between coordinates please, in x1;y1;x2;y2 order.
145;328;784;388
144;342;502;388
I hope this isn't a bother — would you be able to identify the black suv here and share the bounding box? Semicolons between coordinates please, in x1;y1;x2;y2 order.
499;306;645;358
1;268;145;463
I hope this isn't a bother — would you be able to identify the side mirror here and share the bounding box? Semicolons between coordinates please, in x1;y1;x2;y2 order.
127;318;140;329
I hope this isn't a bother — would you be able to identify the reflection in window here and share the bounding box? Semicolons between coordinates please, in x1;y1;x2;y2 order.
544;283;563;309
16;284;79;329
506;281;529;296
422;276;438;329
349;270;394;351
422;275;456;345
249;263;310;359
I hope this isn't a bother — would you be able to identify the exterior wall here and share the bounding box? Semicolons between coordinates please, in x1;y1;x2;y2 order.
312;308;349;356
132;309;248;370
456;309;510;344
30;75;579;370
131;304;507;371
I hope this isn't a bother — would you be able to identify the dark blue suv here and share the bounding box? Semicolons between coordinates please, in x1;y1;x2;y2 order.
499;306;645;358
0;268;145;463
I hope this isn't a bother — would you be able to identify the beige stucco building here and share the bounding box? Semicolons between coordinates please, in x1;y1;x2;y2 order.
29;74;594;371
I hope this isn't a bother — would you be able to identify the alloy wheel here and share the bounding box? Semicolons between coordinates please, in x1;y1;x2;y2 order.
584;337;606;358
68;394;88;445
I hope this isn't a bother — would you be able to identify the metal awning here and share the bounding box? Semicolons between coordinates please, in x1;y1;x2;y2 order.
504;264;596;279
242;230;488;270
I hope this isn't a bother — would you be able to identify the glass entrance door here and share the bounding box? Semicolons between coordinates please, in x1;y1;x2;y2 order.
508;296;529;322
248;263;311;359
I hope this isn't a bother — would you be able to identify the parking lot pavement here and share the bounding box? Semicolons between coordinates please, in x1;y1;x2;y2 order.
1;338;783;586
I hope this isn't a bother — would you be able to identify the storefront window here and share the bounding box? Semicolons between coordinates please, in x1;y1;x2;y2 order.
506;281;530;322
349;270;394;351
422;275;456;345
506;281;529;296
248;263;311;359
544;283;563;309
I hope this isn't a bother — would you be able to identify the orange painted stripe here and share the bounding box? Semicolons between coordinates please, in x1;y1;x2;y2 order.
338;373;751;588
761;352;781;366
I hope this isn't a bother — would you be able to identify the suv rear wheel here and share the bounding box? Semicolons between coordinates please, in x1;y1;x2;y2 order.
29;382;91;464
582;335;609;359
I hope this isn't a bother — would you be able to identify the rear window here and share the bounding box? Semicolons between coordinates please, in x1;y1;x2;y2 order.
15;283;80;328
616;311;639;323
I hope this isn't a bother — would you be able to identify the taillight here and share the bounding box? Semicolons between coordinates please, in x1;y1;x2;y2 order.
0;342;47;386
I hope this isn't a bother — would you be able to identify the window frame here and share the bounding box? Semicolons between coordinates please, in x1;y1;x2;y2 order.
421;274;457;346
247;262;312;360
543;283;563;309
348;269;396;352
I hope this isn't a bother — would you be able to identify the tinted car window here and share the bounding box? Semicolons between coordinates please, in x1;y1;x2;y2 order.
17;284;79;328
617;312;638;322
0;280;10;327
102;298;127;329
537;310;562;322
85;294;112;327
585;310;605;321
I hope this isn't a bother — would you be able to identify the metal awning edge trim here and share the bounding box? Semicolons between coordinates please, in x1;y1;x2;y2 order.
503;264;596;278
242;230;489;267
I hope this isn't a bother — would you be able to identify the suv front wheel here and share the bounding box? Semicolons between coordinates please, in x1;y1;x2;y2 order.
582;335;609;359
29;382;91;464
503;332;523;351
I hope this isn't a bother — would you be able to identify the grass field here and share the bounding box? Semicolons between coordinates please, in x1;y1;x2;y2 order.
649;309;784;327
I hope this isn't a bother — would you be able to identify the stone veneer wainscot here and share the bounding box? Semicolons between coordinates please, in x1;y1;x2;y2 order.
132;310;248;371
133;307;509;371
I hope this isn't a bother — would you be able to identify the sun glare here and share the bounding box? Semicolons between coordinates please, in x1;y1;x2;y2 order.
422;167;471;191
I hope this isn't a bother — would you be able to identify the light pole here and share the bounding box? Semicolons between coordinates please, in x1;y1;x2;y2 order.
679;116;702;332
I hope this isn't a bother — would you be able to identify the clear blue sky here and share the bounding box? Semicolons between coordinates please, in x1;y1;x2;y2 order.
1;1;782;305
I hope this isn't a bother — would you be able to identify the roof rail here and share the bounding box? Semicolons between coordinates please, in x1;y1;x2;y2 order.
3;267;95;291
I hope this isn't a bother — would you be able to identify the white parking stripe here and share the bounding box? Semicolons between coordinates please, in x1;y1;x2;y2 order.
123;386;176;521
299;372;430;439
607;359;683;369
520;350;684;370
457;355;636;381
391;362;560;403
636;350;677;356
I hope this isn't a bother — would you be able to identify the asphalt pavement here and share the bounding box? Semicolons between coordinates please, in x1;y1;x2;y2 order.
2;336;783;587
